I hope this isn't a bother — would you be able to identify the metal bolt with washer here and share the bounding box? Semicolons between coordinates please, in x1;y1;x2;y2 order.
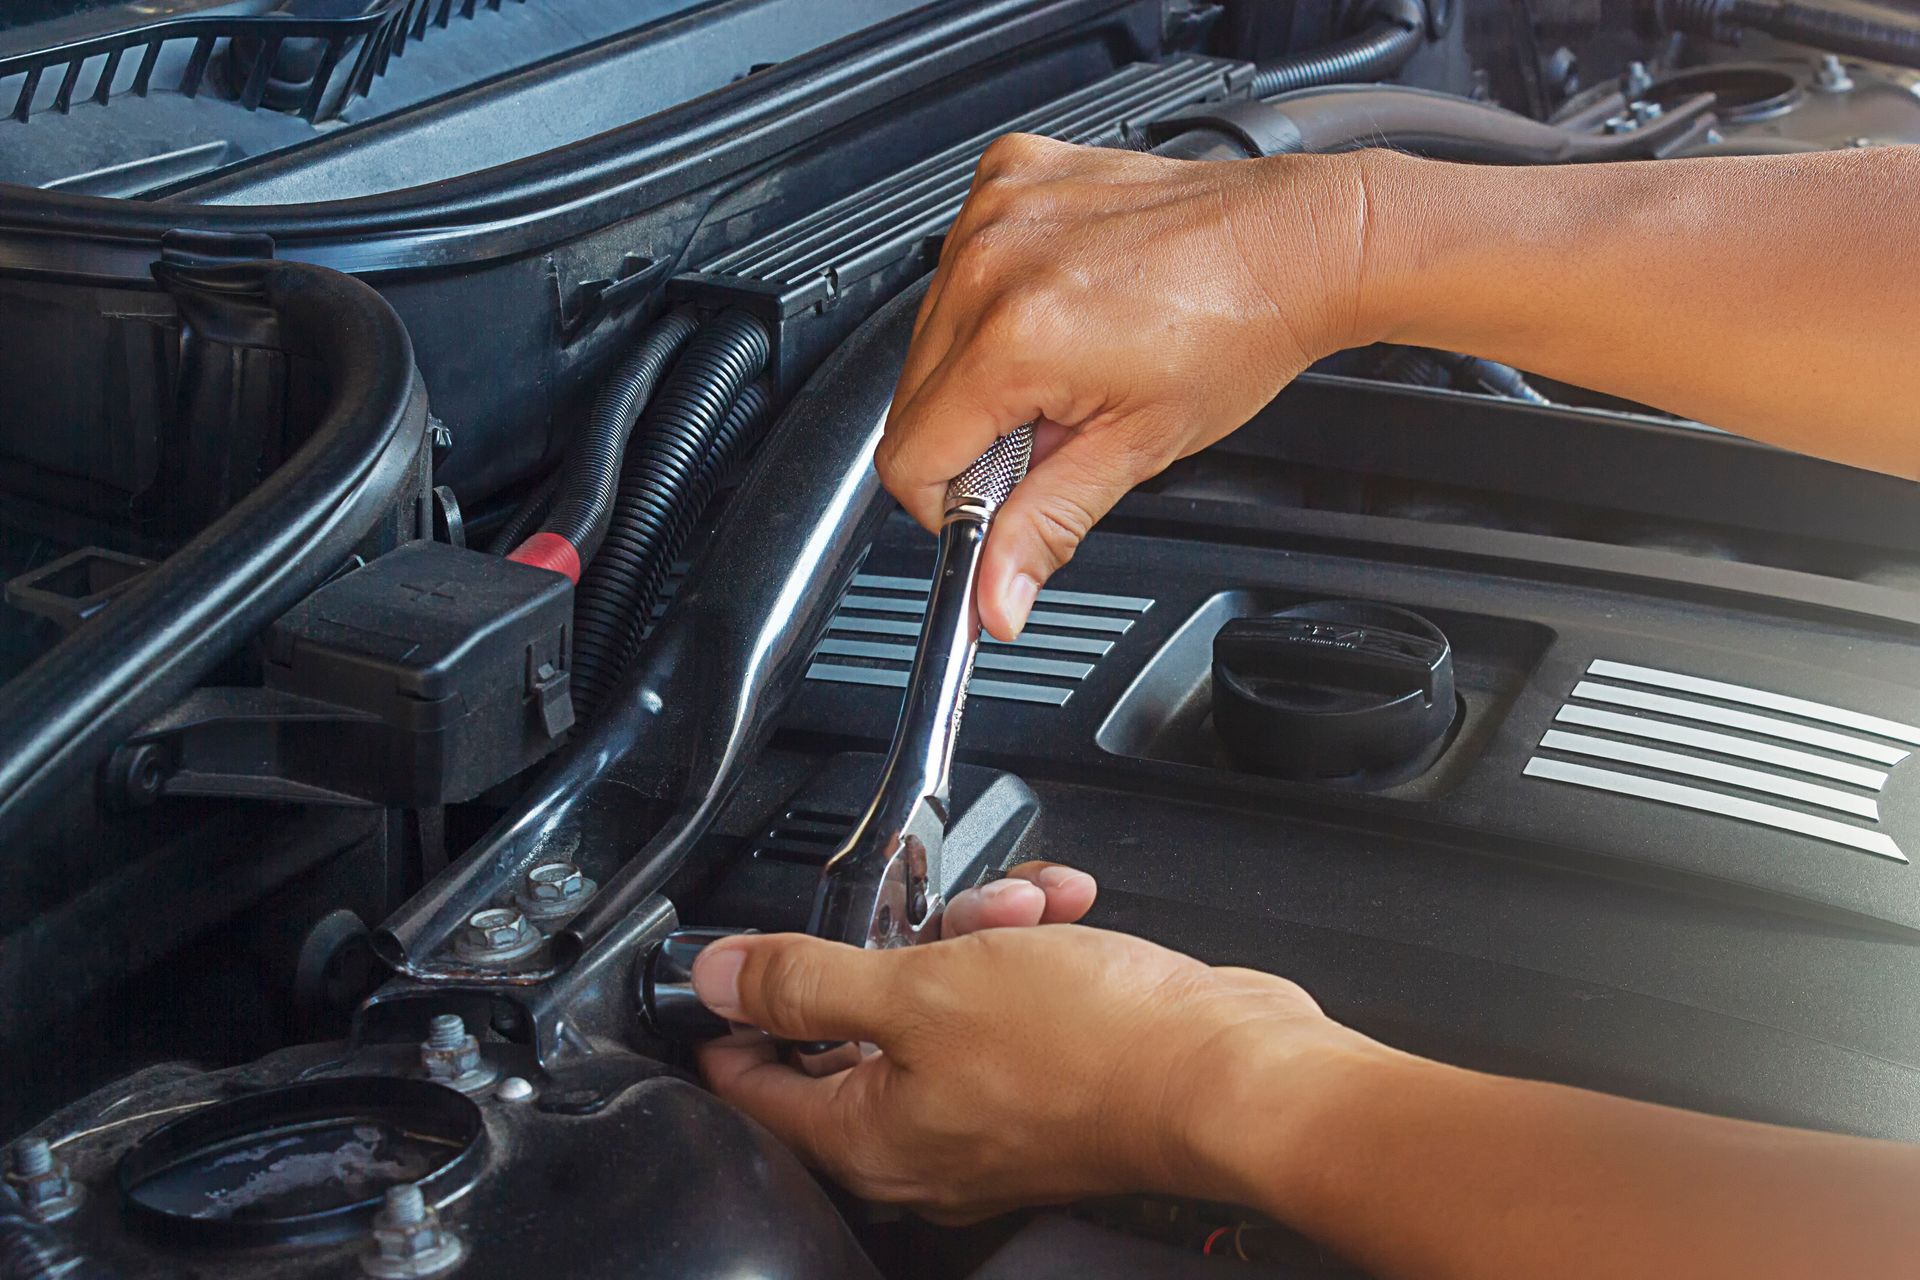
453;907;542;965
6;1139;81;1223
514;860;596;922
363;1183;463;1278
418;1013;498;1095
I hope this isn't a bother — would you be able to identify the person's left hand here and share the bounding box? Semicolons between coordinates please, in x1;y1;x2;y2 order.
934;860;1099;938
692;860;1100;1201
691;862;1360;1223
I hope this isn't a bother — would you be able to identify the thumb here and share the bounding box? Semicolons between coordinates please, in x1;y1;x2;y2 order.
978;427;1158;641
692;933;901;1043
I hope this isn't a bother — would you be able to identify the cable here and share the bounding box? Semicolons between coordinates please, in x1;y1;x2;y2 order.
1252;0;1427;99
485;470;559;554
1657;0;1920;70
568;314;771;720
507;307;701;577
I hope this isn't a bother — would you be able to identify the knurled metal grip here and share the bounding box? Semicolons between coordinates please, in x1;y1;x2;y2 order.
943;423;1035;525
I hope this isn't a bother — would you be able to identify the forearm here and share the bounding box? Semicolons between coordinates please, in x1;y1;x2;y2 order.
1202;1040;1920;1280
1325;146;1920;479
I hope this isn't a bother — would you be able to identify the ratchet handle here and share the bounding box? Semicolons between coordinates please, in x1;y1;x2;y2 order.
643;429;1036;1043
944;423;1035;524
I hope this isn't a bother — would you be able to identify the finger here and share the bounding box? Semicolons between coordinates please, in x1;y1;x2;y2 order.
696;1041;846;1162
889;277;959;448
692;932;904;1043
792;1039;865;1077
941;876;1048;938
976;427;1157;640
876;321;1063;534
1000;861;1099;924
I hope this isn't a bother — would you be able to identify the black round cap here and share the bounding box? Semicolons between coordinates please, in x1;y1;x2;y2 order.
1211;600;1456;783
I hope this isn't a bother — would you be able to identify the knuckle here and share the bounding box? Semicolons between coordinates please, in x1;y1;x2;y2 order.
950;225;1019;292
1026;491;1098;570
979;291;1047;348
872;430;908;484
978;131;1044;177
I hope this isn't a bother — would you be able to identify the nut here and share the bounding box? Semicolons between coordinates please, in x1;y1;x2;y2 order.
527;862;585;902
452;907;541;964
364;1183;463;1279
418;1014;496;1096
7;1139;80;1223
515;861;597;921
1813;53;1853;93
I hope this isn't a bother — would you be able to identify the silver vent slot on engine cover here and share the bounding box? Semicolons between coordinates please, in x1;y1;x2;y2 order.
807;574;1152;706
1525;659;1916;862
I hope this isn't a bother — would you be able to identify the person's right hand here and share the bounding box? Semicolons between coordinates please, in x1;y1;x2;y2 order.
878;135;1376;640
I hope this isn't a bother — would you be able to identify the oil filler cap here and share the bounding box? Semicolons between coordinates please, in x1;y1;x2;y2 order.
1211;601;1455;784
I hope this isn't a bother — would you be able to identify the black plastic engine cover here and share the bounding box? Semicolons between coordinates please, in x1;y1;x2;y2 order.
764;507;1920;1141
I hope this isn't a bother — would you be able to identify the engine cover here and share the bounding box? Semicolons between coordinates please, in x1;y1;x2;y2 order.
743;500;1920;1141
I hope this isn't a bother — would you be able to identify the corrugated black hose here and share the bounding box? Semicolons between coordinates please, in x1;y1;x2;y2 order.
1252;0;1427;98
540;306;702;559
601;378;776;683
485;469;559;554
569;313;771;720
1377;346;1552;404
1658;0;1920;70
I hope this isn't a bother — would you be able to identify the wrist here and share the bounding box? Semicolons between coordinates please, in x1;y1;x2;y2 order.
1339;146;1446;351
1232;151;1387;360
1180;1010;1423;1216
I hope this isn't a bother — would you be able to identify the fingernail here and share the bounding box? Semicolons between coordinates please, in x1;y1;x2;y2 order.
1005;574;1041;637
691;943;746;1020
979;878;1040;904
1036;866;1091;892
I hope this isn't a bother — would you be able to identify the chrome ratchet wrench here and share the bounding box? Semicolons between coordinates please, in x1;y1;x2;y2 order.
809;422;1035;949
642;425;1034;1037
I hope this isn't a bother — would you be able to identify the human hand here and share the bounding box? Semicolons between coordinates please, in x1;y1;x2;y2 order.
692;868;1366;1222
878;134;1375;639
936;858;1099;937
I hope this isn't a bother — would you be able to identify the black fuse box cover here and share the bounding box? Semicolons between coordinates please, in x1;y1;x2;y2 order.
264;540;574;806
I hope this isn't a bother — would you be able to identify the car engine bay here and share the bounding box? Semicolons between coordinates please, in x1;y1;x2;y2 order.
3;0;1920;1275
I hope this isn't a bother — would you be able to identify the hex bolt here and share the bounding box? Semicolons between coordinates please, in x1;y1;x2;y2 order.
515;860;597;922
363;1181;463;1279
426;1014;465;1052
7;1138;80;1223
452;906;541;965
1814;53;1852;93
1622;60;1652;100
11;1140;51;1179
417;1013;497;1096
385;1183;426;1226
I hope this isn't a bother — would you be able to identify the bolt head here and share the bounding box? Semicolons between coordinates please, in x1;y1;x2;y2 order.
468;908;530;950
452;906;541;967
8;1156;79;1223
375;1219;443;1259
364;1193;463;1278
526;862;586;902
420;1037;482;1082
